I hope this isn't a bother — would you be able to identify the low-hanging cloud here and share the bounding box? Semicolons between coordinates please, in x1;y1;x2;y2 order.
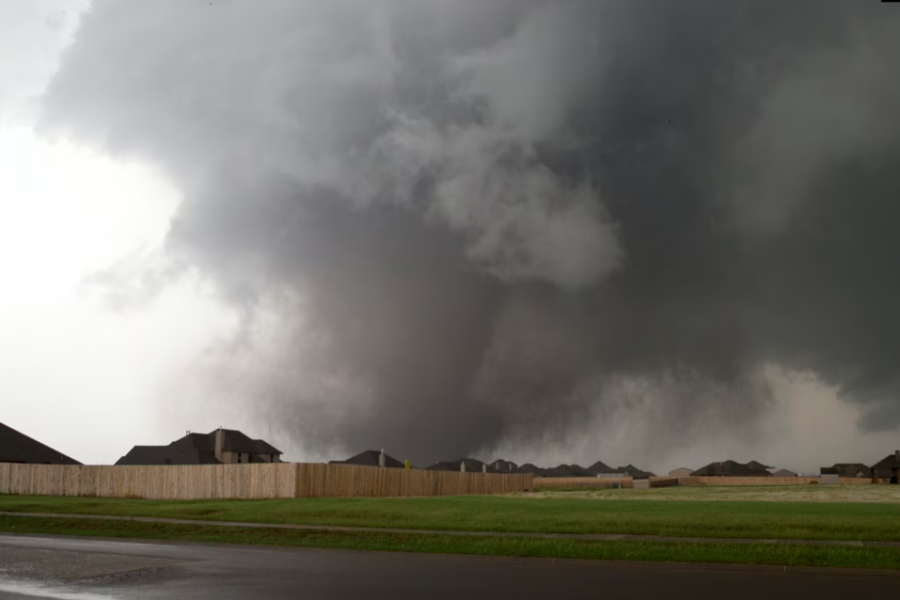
42;0;900;466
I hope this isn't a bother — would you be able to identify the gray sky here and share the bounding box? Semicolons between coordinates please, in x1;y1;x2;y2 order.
3;0;900;473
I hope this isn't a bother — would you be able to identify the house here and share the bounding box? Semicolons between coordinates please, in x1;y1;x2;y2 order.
332;450;404;469
668;467;694;478
613;464;656;479
771;468;798;477
487;459;518;473
0;421;81;465
691;460;772;477
870;451;900;484
820;463;871;478
586;460;614;475
746;460;774;471
116;428;281;465
515;463;544;475
542;464;592;478
427;457;485;472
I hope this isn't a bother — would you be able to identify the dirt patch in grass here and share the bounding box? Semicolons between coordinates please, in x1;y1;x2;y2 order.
515;485;900;504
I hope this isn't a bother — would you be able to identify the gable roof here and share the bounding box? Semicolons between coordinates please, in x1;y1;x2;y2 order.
691;460;771;477
210;429;281;455
0;421;81;465
338;450;405;469
515;463;543;474
745;460;774;471
669;467;694;475
586;460;614;474
117;433;219;466
871;452;900;471
772;469;797;477
614;464;656;479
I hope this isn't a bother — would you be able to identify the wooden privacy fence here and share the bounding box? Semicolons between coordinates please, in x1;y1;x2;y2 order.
0;463;532;500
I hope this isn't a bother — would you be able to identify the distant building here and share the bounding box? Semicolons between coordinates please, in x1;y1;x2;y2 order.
515;463;543;475
668;467;694;478
487;459;518;473
612;464;656;479
541;464;592;478
745;460;774;471
116;428;281;465
691;460;771;477
332;450;405;469
586;460;614;475
771;468;797;477
0;421;81;465
870;451;900;483
820;463;871;478
427;458;485;472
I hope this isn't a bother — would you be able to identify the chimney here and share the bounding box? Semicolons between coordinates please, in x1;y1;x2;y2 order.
378;449;386;468
215;427;224;463
460;461;466;473
482;463;487;474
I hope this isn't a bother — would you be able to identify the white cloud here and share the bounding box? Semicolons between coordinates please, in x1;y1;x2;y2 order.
0;0;88;123
0;1;239;463
0;124;239;464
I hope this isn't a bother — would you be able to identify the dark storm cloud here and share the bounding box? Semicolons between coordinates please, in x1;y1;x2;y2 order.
42;0;900;462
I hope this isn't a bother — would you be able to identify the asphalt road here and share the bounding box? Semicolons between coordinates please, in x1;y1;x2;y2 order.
0;534;897;600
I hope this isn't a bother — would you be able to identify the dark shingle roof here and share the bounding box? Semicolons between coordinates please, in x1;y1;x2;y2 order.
691;460;771;477
586;460;614;475
337;450;405;469
210;429;281;455
613;464;656;479
116;433;219;465
871;453;900;471
746;460;774;471
515;463;544;475
115;429;280;466
771;468;797;477
542;464;592;478
0;421;81;465
488;459;518;473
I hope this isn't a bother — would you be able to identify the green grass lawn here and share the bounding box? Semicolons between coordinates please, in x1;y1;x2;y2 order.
3;515;900;571
2;492;900;542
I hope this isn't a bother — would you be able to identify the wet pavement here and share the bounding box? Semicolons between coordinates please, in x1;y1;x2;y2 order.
0;533;897;599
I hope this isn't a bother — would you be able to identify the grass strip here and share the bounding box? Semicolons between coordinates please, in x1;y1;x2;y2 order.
2;515;900;571
2;494;900;542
